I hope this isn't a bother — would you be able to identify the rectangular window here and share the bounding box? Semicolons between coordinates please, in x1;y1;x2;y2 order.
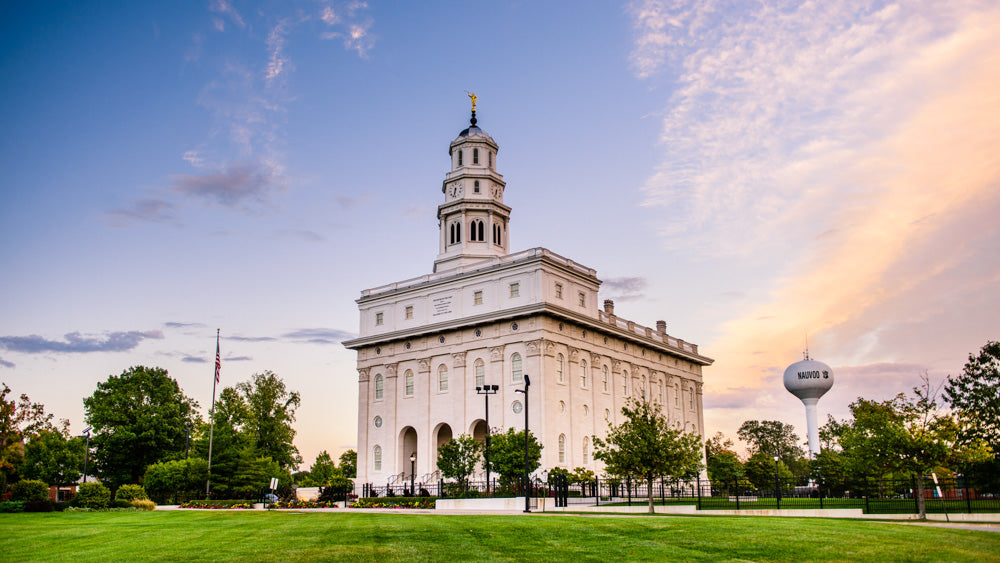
578;292;585;307
555;283;563;299
375;312;383;326
474;290;483;305
405;305;413;320
510;283;519;298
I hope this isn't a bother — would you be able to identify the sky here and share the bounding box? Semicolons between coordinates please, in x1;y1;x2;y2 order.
1;0;998;468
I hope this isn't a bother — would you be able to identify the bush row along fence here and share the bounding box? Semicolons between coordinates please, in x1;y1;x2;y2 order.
359;474;1000;515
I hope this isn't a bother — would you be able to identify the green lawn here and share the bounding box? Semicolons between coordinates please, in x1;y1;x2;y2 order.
3;510;999;561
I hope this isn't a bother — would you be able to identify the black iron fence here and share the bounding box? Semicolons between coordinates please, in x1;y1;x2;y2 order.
359;473;1000;515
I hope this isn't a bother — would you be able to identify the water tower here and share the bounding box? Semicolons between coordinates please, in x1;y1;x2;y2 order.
783;353;834;458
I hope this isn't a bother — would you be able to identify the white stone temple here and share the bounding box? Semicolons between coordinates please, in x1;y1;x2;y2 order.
343;103;713;486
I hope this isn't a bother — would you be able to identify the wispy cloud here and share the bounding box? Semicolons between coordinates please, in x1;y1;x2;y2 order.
0;357;14;369
165;322;206;329
210;0;245;31
182;356;208;363
107;198;177;226
283;328;355;344
224;355;253;361
265;19;294;86
228;335;277;342
171;160;285;207
319;1;375;57
602;277;648;302
0;331;164;354
275;228;325;242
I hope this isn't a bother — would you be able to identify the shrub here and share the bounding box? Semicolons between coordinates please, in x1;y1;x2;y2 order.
130;499;156;511
111;499;133;509
0;501;24;513
76;482;111;509
318;476;354;503
53;501;73;512
115;484;148;501
12;479;50;502
23;499;55;512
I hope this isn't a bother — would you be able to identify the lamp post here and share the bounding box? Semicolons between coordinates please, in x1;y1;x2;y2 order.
80;426;92;483
475;384;499;493
773;455;781;508
410;452;416;496
515;374;531;513
185;422;192;460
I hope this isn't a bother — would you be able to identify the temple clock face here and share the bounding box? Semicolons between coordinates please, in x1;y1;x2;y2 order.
448;183;463;198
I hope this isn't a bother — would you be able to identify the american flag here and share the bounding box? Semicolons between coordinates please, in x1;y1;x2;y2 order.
214;331;221;384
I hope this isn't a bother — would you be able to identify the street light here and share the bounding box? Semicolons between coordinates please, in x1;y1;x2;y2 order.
515;374;531;513
773;455;781;508
475;384;499;493
80;426;92;483
185;422;192;460
410;452;416;496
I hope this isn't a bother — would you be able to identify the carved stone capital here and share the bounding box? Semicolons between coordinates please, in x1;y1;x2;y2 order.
418;358;431;373
384;363;398;378
612;360;623;374
568;347;580;363
543;339;556;357
489;346;505;362
590;352;602;365
358;367;370;381
525;339;542;357
452;352;467;367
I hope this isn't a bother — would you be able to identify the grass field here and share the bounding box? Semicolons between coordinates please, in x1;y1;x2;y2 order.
2;510;999;561
601;496;1000;514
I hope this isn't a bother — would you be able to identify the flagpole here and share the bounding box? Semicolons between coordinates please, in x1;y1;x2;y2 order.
206;328;220;498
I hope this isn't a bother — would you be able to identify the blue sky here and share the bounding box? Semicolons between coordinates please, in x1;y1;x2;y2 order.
2;1;998;467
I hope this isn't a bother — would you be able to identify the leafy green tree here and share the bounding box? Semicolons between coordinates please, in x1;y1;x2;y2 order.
339;450;357;478
944;341;1000;453
743;452;794;492
235;371;302;470
593;399;703;513
83;366;199;489
21;429;84;486
737;420;804;461
1;383;62;485
707;451;744;489
489;428;542;489
143;458;209;504
307;451;341;486
436;435;483;492
11;479;49;502
809;449;848;495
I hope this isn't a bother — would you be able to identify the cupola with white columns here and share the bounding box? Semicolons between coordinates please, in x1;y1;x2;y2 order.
434;103;511;273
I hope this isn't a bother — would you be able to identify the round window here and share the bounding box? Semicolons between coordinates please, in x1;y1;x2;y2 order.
512;401;523;414
511;322;518;331
475;329;482;337
374;416;382;428
439;336;445;343
375;347;381;355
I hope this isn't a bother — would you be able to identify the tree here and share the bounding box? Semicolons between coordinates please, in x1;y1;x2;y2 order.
1;383;62;485
944;341;1000;453
234;371;302;470
338;450;357;478
488;428;542;489
83;366;199;489
20;429;84;486
743;452;794;492
705;432;743;490
307;451;340;486
436;435;482;492
737;420;804;461
143;458;209;504
593;399;703;513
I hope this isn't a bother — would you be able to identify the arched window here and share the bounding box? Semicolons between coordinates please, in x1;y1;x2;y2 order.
659;379;665;403
583;437;590;464
623;371;629;395
449;223;455;244
511;353;522;383
690;388;695;409
580;360;588;388
374;374;383;400
458;150;463;166
405;370;414;396
438;364;449;392
602;366;609;392
557;354;565;383
373;446;382;471
558;434;566;463
474;359;485;387
455;222;461;242
489;151;493;168
473;148;479;164
474;180;480;193
641;374;647;400
478;221;484;241
675;383;680;406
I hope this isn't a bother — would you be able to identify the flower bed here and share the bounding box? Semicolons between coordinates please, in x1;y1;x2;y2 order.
351;497;434;509
270;500;336;509
181;500;254;509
